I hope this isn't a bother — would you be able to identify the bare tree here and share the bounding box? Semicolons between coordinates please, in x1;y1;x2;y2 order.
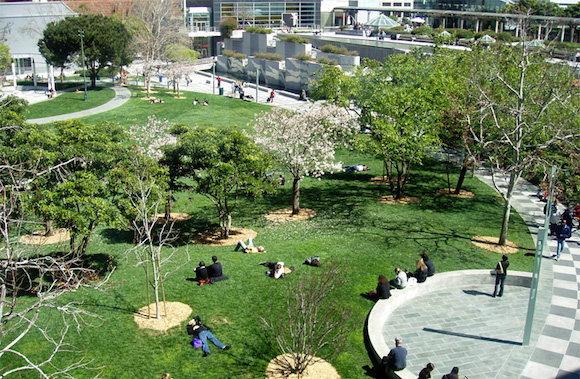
462;21;580;245
0;159;112;378
259;262;355;376
129;0;183;98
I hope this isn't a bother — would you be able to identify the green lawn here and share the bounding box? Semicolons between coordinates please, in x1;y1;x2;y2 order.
13;98;536;378
26;86;116;119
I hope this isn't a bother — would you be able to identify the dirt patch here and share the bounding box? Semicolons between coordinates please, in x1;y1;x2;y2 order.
266;354;340;379
173;96;187;99
191;227;257;246
264;208;317;223
378;195;422;204
152;213;191;223
133;301;192;331
471;236;519;254
436;188;476;198
19;228;70;245
370;176;391;185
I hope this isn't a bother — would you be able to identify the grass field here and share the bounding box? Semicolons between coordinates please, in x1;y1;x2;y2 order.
26;86;116;119
16;89;536;378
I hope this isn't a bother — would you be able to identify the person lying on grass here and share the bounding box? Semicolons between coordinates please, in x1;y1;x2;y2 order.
187;316;231;357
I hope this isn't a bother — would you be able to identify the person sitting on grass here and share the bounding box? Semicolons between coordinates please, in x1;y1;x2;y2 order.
207;255;228;283
187;316;231;357
364;274;391;301
203;99;209;106
343;164;370;172
421;253;435;277
407;259;428;283
193;98;199;105
194;261;210;285
259;261;294;279
389;268;407;289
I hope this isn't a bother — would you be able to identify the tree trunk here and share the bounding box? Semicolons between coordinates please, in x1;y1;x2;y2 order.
454;164;468;195
164;190;172;220
498;171;517;246
90;73;97;88
292;178;301;214
44;220;54;237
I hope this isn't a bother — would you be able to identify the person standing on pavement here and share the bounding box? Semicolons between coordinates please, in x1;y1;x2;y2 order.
382;337;407;372
555;219;572;261
492;254;509;298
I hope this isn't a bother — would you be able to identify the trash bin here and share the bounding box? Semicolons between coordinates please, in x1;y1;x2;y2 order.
219;87;224;96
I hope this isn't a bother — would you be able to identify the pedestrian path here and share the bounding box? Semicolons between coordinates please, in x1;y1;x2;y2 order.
476;171;580;378
27;85;131;124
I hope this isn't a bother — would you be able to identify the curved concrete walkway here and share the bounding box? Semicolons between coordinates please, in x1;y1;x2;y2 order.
27;85;131;124
367;170;579;379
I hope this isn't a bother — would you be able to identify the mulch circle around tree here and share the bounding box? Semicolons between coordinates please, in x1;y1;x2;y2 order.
377;195;422;204
370;176;391;185
133;301;192;331
265;354;340;379
140;90;158;94
152;213;191;223
436;188;476;198
471;236;519;254
191;227;257;246
19;228;71;245
264;208;317;223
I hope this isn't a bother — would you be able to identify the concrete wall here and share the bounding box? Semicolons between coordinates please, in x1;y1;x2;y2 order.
315;51;360;70
284;58;324;92
275;40;313;60
216;55;248;77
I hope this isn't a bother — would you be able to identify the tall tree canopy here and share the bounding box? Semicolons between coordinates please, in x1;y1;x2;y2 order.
38;14;132;87
461;43;580;245
313;53;449;199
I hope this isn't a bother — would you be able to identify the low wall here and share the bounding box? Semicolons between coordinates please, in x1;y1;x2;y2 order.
366;269;532;379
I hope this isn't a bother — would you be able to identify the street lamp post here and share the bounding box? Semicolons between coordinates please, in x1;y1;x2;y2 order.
78;30;88;101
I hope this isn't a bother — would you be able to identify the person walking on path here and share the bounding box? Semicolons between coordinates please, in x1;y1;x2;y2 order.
382;337;407;373
555;219;572;261
187;316;231;357
492;254;509;298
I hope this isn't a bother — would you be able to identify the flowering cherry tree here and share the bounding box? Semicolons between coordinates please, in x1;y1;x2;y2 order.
252;105;357;214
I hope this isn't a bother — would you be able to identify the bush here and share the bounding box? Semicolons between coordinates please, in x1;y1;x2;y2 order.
245;26;272;34
453;29;475;39
496;32;513;42
411;25;433;36
219;17;238;38
279;35;310;44
317;57;338;65
294;53;314;61
319;44;358;56
253;52;283;61
222;49;247;59
388;25;405;33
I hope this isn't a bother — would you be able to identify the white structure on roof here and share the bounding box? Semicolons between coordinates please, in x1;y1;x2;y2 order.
0;1;76;77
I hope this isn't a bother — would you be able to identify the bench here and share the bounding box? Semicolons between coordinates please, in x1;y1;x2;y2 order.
366;269;532;379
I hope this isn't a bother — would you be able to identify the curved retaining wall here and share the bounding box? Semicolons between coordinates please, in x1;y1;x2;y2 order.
366;269;532;379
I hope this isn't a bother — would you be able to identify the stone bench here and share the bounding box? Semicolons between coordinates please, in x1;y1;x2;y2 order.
366;269;532;379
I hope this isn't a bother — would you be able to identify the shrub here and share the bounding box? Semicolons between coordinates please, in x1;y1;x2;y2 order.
454;29;474;39
388;25;405;33
254;52;283;61
279;35;310;44
319;44;358;56
411;25;433;36
317;57;338;65
219;17;238;38
245;26;272;34
294;53;314;61
496;32;513;42
222;49;247;59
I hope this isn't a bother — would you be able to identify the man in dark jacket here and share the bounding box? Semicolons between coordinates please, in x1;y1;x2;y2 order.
207;256;228;283
441;366;459;379
421;253;435;277
555;219;572;261
492;255;509;298
187;316;231;357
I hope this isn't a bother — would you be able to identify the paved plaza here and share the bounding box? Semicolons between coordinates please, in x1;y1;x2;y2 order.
4;69;580;379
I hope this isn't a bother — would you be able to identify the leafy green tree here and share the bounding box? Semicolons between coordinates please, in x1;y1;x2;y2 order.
219;17;238;38
501;0;562;16
564;2;580;17
13;120;127;254
38;14;131;87
168;127;275;238
313;54;447;199
0;41;11;87
461;43;580;245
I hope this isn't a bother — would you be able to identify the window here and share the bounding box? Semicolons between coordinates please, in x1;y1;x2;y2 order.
382;2;392;6
404;2;411;6
393;2;402;6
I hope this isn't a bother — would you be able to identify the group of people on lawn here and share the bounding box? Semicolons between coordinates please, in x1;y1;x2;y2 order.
366;253;435;301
